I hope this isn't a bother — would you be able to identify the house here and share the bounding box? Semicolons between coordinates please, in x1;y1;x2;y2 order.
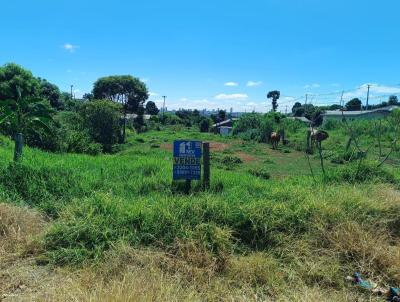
287;116;311;125
211;118;237;135
125;113;152;121
322;106;398;121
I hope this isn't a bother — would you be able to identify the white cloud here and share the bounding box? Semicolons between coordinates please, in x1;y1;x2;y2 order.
67;69;72;73
246;81;262;87
63;43;79;53
140;78;149;83
342;84;400;101
304;83;320;89
224;82;239;87
149;92;159;96
180;98;188;102
214;93;248;100
361;83;400;94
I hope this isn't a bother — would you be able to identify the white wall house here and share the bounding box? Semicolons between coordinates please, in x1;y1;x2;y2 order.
322;106;398;121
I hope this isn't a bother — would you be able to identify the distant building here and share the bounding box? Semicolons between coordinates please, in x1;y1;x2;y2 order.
125;113;152;121
287;116;311;125
322;105;398;121
211;118;238;135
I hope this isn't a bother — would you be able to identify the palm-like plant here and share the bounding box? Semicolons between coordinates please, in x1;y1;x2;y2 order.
0;87;54;161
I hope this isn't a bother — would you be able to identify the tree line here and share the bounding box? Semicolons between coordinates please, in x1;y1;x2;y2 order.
0;63;160;160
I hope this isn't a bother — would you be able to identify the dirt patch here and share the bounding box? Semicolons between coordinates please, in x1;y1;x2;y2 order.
161;142;230;152
209;142;230;152
235;152;256;163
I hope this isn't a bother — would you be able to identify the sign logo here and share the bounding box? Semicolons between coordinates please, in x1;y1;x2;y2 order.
173;140;202;180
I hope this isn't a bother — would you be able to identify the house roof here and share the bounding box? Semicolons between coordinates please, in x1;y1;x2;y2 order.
125;113;152;120
287;116;311;124
323;105;399;117
212;118;238;128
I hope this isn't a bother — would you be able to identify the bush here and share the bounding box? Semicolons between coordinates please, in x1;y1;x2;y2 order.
221;155;242;165
325;161;396;184
79;100;121;152
199;119;210;133
249;168;271;180
233;113;262;135
23;123;61;152
0;162;81;215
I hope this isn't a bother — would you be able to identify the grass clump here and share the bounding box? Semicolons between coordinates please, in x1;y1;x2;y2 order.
0;162;82;215
325;161;396;184
248;168;271;180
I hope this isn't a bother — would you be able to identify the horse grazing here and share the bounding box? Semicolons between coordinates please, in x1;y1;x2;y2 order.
308;129;329;149
270;132;281;149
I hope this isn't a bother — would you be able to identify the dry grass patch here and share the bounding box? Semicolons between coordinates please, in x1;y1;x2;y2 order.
0;203;46;261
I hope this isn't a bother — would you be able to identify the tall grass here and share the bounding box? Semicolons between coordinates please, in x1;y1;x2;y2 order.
0;130;400;300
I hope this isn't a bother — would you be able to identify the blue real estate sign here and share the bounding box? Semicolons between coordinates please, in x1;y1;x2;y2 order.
173;140;202;180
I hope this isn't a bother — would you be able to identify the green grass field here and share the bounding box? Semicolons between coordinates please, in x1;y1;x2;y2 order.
1;126;400;301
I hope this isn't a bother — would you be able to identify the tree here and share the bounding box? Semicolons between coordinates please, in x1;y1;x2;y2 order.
82;93;94;101
218;109;226;122
0;64;57;159
38;78;63;109
0;63;40;101
79;100;121;153
267;90;280;112
291;102;302;114
346;98;362;111
0;87;54;161
92;75;148;142
388;95;399;106
145;101;159;115
199;118;211;133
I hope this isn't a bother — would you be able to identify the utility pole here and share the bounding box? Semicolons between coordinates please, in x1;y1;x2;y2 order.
340;90;344;109
366;84;371;110
162;96;167;114
305;94;308;105
285;105;288;115
70;85;73;100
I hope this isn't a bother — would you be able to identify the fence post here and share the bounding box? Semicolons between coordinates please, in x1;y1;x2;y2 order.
203;142;210;189
14;133;23;161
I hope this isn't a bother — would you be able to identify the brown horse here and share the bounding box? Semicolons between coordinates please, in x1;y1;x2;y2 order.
308;129;329;149
270;132;281;149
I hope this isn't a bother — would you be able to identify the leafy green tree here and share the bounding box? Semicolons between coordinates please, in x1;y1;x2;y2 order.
92;75;148;142
346;98;362;111
267;90;280;112
388;95;399;106
0;87;54;161
38;78;63;109
291;102;302;114
82;93;94;101
328;104;342;110
218;109;226;122
199;118;211;133
145;101;159;115
79;100;121;153
0;63;40;100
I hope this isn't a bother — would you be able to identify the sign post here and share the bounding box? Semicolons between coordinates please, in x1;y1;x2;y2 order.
173;140;202;182
173;140;211;192
202;142;210;189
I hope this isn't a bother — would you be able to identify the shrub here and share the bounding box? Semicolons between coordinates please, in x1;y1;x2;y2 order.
221;155;242;165
199;119;210;133
325;161;396;184
233;113;262;135
259;119;274;143
249;168;271;180
0;162;81;215
79;100;121;152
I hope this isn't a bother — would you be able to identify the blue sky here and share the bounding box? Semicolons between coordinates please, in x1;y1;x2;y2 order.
1;0;400;112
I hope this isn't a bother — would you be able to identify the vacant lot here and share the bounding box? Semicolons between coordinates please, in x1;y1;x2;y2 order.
1;127;399;301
